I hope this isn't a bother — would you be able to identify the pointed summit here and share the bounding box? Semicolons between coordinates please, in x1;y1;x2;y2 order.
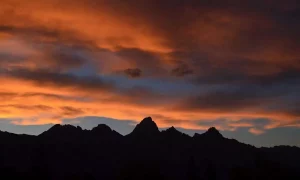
165;126;180;134
168;126;177;131
207;127;220;134
139;117;156;125
130;117;160;137
162;126;185;138
201;127;223;139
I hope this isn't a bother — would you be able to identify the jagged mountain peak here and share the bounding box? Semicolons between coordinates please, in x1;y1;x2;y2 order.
40;124;82;137
130;117;160;136
168;126;177;130
207;127;221;134
162;126;191;140
193;127;223;139
165;126;180;134
139;116;156;125
204;127;223;138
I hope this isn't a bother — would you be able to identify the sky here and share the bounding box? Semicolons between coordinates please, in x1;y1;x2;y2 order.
0;0;300;147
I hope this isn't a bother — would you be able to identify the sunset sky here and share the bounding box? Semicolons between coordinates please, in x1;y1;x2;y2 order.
0;0;300;147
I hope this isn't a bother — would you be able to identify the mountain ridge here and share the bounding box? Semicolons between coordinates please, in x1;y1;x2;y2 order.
0;118;298;150
0;117;298;149
0;117;299;180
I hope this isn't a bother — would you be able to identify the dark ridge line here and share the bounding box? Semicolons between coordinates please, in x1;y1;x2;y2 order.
0;116;298;149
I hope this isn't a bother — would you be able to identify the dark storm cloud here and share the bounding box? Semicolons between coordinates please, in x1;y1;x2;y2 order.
99;0;300;70
267;99;300;117
193;67;300;86
0;25;61;39
171;62;194;77
0;104;53;111
45;44;88;70
0;53;27;65
60;106;85;116
5;68;115;92
119;85;168;106
0;24;98;50
0;24;97;70
283;108;300;117
101;0;289;48
255;69;300;85
115;48;166;76
176;84;288;113
123;68;142;78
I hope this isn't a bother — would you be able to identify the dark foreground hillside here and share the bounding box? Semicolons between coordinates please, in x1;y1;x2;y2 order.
0;117;299;180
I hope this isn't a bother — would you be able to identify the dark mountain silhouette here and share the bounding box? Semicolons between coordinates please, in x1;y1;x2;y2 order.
128;117;160;137
199;127;223;139
0;117;299;180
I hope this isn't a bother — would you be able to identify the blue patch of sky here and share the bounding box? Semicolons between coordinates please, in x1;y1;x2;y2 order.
100;74;223;96
0;118;53;135
62;116;136;135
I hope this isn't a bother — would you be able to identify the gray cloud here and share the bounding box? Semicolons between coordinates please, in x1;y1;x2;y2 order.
123;68;142;78
171;63;193;77
4;68;115;92
0;25;61;39
60;106;85;116
115;47;167;77
176;86;277;112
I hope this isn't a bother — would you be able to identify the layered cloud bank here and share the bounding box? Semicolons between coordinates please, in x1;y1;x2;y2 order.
0;0;300;138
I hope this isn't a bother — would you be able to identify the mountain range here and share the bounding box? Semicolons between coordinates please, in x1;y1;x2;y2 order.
0;117;299;179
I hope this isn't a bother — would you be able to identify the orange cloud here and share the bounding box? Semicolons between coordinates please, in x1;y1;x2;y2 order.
0;0;300;135
249;128;265;135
